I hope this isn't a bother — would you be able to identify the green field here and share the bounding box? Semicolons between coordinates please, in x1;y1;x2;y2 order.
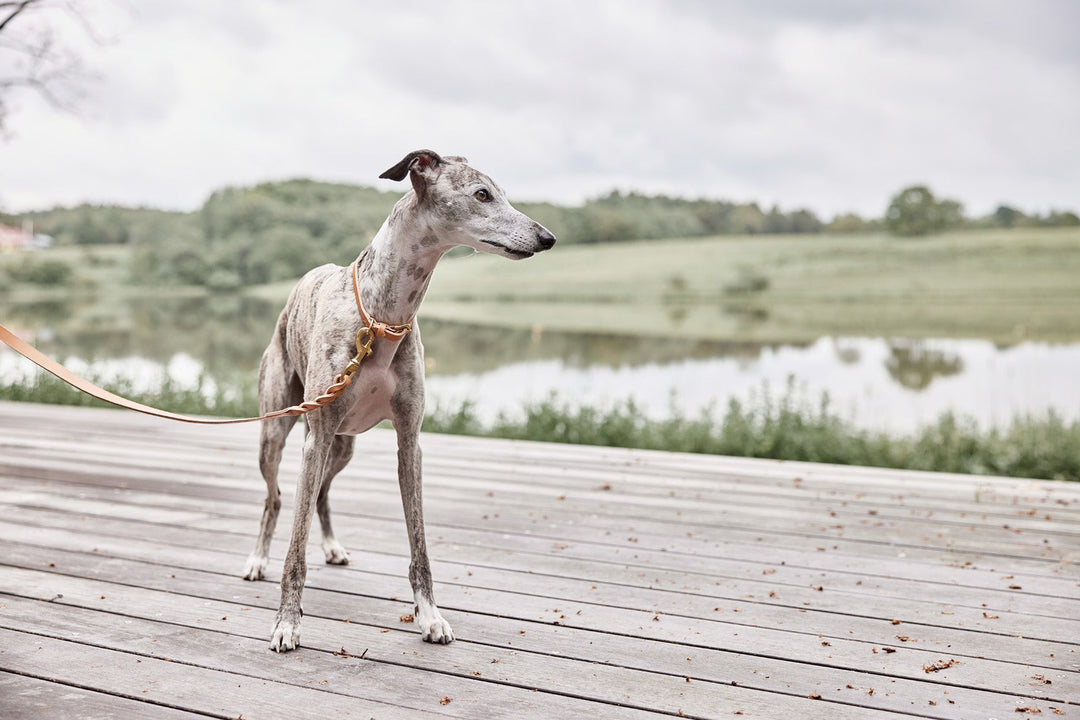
420;227;1080;342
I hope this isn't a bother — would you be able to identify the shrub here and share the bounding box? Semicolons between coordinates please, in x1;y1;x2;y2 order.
8;257;74;285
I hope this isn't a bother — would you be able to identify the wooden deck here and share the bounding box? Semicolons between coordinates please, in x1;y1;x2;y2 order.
0;401;1077;719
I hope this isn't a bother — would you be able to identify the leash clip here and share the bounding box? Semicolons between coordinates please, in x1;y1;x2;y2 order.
342;327;375;378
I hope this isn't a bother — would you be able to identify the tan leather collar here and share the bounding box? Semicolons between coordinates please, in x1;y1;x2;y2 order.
351;259;412;341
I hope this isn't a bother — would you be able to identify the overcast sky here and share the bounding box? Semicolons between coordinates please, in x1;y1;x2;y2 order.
1;0;1077;218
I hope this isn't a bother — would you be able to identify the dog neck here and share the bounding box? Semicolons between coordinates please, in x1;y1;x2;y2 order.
355;202;450;327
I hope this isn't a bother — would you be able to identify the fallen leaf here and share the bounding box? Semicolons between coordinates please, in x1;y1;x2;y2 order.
923;659;960;673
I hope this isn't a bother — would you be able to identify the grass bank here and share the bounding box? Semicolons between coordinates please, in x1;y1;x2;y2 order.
3;372;1076;482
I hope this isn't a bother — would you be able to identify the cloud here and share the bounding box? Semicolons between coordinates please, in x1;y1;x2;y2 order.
1;0;1076;217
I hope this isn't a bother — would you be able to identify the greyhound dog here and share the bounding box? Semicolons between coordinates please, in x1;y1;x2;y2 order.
242;150;556;651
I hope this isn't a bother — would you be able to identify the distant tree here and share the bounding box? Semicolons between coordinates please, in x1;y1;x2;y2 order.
789;208;823;233
579;205;635;243
691;199;736;235
828;213;864;233
885;185;946;237
993;204;1022;228
729;203;765;234
936;198;965;229
1046;210;1080;227
763;205;790;234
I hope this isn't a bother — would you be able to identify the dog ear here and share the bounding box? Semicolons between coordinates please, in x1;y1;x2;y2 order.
379;150;444;182
380;150;444;202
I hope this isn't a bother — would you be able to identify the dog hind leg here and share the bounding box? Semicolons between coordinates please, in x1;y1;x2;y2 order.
243;354;301;581
317;433;355;565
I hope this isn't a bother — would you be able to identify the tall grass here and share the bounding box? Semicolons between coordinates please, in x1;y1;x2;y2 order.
425;392;1080;482
2;373;1076;482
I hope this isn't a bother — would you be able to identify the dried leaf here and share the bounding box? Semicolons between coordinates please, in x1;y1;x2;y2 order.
923;659;960;673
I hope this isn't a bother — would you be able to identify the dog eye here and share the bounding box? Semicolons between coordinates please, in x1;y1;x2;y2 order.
474;189;490;202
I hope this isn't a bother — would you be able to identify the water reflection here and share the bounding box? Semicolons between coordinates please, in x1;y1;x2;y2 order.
2;293;279;371
885;340;964;390
420;320;790;374
2;294;1077;434
425;337;1080;433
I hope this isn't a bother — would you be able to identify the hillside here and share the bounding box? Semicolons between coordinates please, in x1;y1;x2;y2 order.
421;227;1080;342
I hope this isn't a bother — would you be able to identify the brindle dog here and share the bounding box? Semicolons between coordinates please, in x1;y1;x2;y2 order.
243;150;556;651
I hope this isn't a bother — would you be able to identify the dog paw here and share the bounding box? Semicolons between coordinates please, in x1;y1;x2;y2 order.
269;616;301;652
321;539;350;565
242;554;268;581
419;611;455;644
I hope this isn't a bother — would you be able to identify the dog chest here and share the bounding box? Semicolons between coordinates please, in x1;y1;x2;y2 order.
335;370;397;435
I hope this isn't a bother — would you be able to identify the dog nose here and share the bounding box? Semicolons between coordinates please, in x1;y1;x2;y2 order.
537;227;556;250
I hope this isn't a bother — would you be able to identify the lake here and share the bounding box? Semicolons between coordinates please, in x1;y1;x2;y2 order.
1;293;1077;434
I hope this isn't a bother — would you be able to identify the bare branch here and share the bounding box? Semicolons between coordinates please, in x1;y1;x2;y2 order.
0;0;36;34
0;0;97;134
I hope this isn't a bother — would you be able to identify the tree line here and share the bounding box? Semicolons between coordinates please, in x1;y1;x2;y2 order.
4;179;1077;289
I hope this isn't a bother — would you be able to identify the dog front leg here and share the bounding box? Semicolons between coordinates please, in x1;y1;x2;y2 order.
269;428;333;652
396;431;454;644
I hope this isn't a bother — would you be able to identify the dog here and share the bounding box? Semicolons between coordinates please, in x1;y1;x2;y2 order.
241;150;556;651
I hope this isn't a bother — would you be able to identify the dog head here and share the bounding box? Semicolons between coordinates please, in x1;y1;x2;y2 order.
380;150;556;259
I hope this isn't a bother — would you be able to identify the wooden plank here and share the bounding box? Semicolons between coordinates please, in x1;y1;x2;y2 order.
3;508;1078;670
4;428;1076;553
3;407;1069;522
3;535;1077;705
2;472;1077;628
4;400;1075;504
2;463;1074;579
4;410;1079;519
2;532;1072;681
0;671;210;720
3;485;1076;628
1;472;1071;600
2;561;1072;719
6;430;1078;537
0;585;901;720
0;628;449;719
